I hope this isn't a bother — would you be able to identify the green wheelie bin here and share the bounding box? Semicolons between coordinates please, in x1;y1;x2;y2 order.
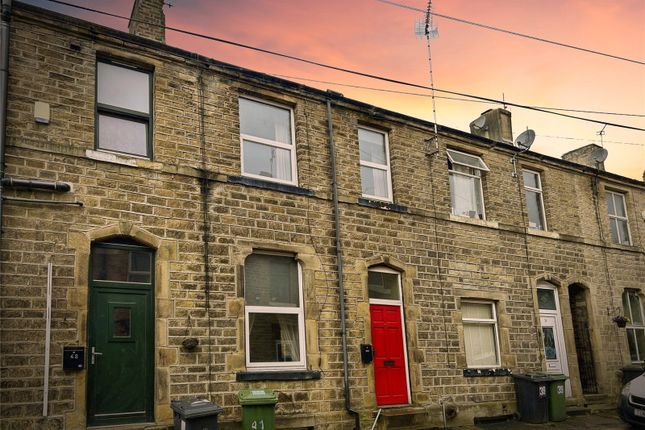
239;389;278;430
547;374;568;422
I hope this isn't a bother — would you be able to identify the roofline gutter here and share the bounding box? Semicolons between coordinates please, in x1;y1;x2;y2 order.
0;0;11;237
327;97;360;430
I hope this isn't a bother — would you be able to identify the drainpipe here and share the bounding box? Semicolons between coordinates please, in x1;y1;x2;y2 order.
326;96;360;430
0;0;12;236
1;178;71;192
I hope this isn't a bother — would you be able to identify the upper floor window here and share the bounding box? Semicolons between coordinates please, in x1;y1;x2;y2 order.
359;127;392;202
523;169;547;230
623;290;645;363
461;300;500;368
606;191;632;245
447;149;489;219
96;60;152;158
239;98;296;185
244;253;305;370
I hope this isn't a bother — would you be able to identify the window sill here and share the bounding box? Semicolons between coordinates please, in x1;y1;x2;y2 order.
228;176;314;197
608;242;638;251
463;368;512;377
86;150;162;170
357;198;408;213
527;228;560;239
449;214;499;229
236;370;321;381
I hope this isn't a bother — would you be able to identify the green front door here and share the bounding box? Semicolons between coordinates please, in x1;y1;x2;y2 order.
87;241;154;426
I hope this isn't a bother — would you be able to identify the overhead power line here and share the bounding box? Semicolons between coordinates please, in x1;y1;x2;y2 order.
273;74;645;118
375;0;645;67
45;0;645;132
541;135;643;147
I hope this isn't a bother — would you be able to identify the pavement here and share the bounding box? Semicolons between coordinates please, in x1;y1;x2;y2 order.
471;411;636;430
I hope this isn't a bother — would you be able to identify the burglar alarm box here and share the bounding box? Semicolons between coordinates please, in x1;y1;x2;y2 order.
360;344;373;364
63;346;85;370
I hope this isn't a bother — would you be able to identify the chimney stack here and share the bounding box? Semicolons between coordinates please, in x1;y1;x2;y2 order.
469;108;513;144
561;144;607;171
129;0;166;43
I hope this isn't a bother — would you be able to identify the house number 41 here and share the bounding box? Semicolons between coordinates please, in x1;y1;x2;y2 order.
251;420;265;430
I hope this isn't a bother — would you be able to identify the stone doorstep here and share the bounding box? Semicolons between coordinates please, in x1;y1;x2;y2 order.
376;406;438;430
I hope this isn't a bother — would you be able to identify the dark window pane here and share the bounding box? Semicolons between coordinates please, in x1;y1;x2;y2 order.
614;194;626;217
368;271;400;300
239;98;291;144
97;62;150;114
248;313;300;363
526;190;545;230
628;329;639;362
609;219;620;244
618;219;631;245
113;307;131;337
523;171;539;189
92;247;151;283
637;329;645;362
98;114;148;157
537;289;557;310
542;327;557;359
360;166;388;199
358;128;386;164
629;292;643;324
242;140;292;181
245;254;298;307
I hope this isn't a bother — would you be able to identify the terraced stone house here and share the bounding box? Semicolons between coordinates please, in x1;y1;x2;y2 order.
0;0;643;429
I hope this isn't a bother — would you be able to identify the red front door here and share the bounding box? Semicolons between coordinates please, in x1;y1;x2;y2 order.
370;304;409;405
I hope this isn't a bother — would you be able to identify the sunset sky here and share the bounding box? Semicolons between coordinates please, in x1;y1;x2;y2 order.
25;0;645;180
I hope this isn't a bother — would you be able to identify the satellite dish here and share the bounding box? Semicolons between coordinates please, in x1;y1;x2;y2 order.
592;146;608;163
470;115;487;130
514;129;535;151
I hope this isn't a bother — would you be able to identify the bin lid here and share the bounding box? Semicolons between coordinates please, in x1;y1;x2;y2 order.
513;372;552;382
171;398;223;419
546;373;568;381
239;389;278;406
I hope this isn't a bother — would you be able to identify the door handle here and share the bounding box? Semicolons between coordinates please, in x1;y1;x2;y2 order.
91;346;103;365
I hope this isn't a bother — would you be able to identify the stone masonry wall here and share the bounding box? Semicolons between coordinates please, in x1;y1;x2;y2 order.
1;4;644;430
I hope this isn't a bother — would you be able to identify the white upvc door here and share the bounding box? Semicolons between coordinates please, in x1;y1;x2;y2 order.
538;286;571;397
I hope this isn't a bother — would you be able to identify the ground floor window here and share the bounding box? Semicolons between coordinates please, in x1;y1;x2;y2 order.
244;252;305;370
623;290;645;363
462;300;500;367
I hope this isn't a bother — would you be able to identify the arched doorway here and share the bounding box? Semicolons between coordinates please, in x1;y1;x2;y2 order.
87;237;155;426
568;284;598;394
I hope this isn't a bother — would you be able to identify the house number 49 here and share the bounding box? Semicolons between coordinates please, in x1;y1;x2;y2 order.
251;419;265;430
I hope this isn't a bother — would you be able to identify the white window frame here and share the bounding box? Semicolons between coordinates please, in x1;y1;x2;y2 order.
447;149;489;220
239;97;298;186
96;59;152;158
523;169;548;231
461;300;501;368
244;252;306;371
358;127;393;202
623;290;645;363
606;190;632;245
